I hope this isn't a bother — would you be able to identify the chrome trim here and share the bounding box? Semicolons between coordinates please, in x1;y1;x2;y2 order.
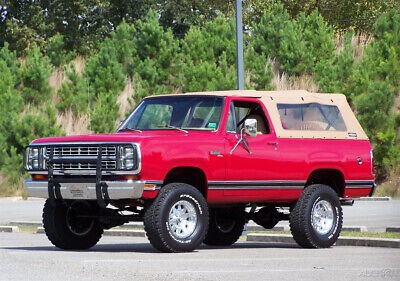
208;180;306;190
26;141;142;175
345;180;374;189
370;149;375;177
25;180;145;200
145;180;163;190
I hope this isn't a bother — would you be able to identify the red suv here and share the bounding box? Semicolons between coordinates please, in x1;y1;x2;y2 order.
24;90;375;252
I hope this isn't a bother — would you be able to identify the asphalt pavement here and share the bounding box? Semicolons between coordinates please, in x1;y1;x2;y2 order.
0;232;399;281
1;198;399;231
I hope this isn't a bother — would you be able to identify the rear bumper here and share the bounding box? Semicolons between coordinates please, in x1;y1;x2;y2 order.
25;180;145;200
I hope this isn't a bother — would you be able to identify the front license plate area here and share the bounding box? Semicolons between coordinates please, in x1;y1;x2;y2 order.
65;183;90;199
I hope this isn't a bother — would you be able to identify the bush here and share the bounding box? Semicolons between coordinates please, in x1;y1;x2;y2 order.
183;52;236;92
349;9;400;178
21;45;53;104
0;42;21;87
253;4;335;75
84;41;125;133
315;32;355;95
132;10;181;102
46;33;75;67
108;20;137;75
245;49;275;90
56;63;88;115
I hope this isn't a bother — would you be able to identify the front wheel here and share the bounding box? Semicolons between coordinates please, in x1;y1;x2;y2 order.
289;184;342;248
143;183;209;252
43;200;103;250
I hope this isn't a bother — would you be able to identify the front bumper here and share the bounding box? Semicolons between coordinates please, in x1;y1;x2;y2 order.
25;180;145;200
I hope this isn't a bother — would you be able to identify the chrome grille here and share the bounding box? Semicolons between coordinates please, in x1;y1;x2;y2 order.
53;161;117;170
45;146;116;157
45;145;117;171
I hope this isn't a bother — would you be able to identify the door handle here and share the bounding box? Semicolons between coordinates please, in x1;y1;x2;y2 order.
267;141;278;146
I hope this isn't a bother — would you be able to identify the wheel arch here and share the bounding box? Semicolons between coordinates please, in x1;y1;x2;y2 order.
305;168;345;197
163;166;208;198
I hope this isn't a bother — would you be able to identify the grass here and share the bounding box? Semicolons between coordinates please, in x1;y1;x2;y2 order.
374;167;400;198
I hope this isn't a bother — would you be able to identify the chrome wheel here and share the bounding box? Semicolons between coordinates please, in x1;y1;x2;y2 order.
311;199;334;235
168;200;198;239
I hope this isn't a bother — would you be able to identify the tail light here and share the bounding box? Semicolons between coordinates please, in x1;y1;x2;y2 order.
370;149;375;177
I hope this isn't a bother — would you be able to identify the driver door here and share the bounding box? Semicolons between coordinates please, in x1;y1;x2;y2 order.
224;98;281;195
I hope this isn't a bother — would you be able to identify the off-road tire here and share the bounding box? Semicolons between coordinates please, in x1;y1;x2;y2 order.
289;184;343;248
143;183;209;252
203;207;245;246
43;199;103;250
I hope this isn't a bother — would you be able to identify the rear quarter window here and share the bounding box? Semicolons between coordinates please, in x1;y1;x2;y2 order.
277;103;346;131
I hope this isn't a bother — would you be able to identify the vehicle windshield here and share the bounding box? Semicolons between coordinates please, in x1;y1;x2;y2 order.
118;96;224;132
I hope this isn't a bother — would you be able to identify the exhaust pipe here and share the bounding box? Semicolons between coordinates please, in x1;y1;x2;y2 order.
340;199;354;206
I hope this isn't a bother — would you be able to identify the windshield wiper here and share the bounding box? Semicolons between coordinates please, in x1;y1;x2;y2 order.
158;124;188;134
117;128;142;133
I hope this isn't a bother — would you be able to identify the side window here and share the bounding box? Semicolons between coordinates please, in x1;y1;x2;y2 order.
225;102;237;133
277;103;346;131
225;100;270;134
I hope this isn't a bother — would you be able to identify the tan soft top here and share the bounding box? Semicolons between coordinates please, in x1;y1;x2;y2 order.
148;90;368;140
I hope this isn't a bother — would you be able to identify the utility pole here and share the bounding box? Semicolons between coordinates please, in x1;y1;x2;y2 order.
235;0;244;90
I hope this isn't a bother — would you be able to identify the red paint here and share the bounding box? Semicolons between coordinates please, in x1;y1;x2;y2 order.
207;189;303;204
142;190;159;199
344;188;372;198
32;96;374;203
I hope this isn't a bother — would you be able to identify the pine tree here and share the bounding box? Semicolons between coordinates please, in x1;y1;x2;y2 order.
21;45;53;104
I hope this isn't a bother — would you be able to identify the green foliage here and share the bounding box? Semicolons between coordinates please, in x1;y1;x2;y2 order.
353;82;394;137
349;9;400;177
84;40;125;133
0;43;21;87
131;10;181;102
56;64;88;114
279;0;399;32
315;32;355;95
245;49;275;91
107;20;137;74
253;3;335;75
182;16;239;93
183;53;236;93
182;16;237;66
46;33;75;67
21;45;53;104
1;5;400;195
298;11;336;67
90;93;120;133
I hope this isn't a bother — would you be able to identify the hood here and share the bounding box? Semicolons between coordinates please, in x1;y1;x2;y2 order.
31;131;191;144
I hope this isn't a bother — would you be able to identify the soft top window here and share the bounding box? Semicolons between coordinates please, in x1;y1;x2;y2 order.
277;103;346;131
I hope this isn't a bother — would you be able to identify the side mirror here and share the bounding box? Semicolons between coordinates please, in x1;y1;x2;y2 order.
244;119;257;137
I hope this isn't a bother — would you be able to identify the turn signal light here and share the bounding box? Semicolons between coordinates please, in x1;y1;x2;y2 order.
32;174;48;181
118;174;140;181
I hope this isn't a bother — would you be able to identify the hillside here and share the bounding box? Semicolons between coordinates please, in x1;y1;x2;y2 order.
0;4;399;197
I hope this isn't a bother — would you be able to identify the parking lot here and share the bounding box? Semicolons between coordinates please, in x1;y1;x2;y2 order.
0;232;399;281
1;198;399;281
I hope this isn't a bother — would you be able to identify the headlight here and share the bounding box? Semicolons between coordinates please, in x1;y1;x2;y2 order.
25;146;45;170
119;145;137;170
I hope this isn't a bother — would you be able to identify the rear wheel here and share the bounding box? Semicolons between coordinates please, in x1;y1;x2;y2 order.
203;207;245;246
289;184;342;248
144;183;209;252
43;199;103;250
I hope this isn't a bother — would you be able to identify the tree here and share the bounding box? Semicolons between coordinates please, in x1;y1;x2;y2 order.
21;45;53;104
